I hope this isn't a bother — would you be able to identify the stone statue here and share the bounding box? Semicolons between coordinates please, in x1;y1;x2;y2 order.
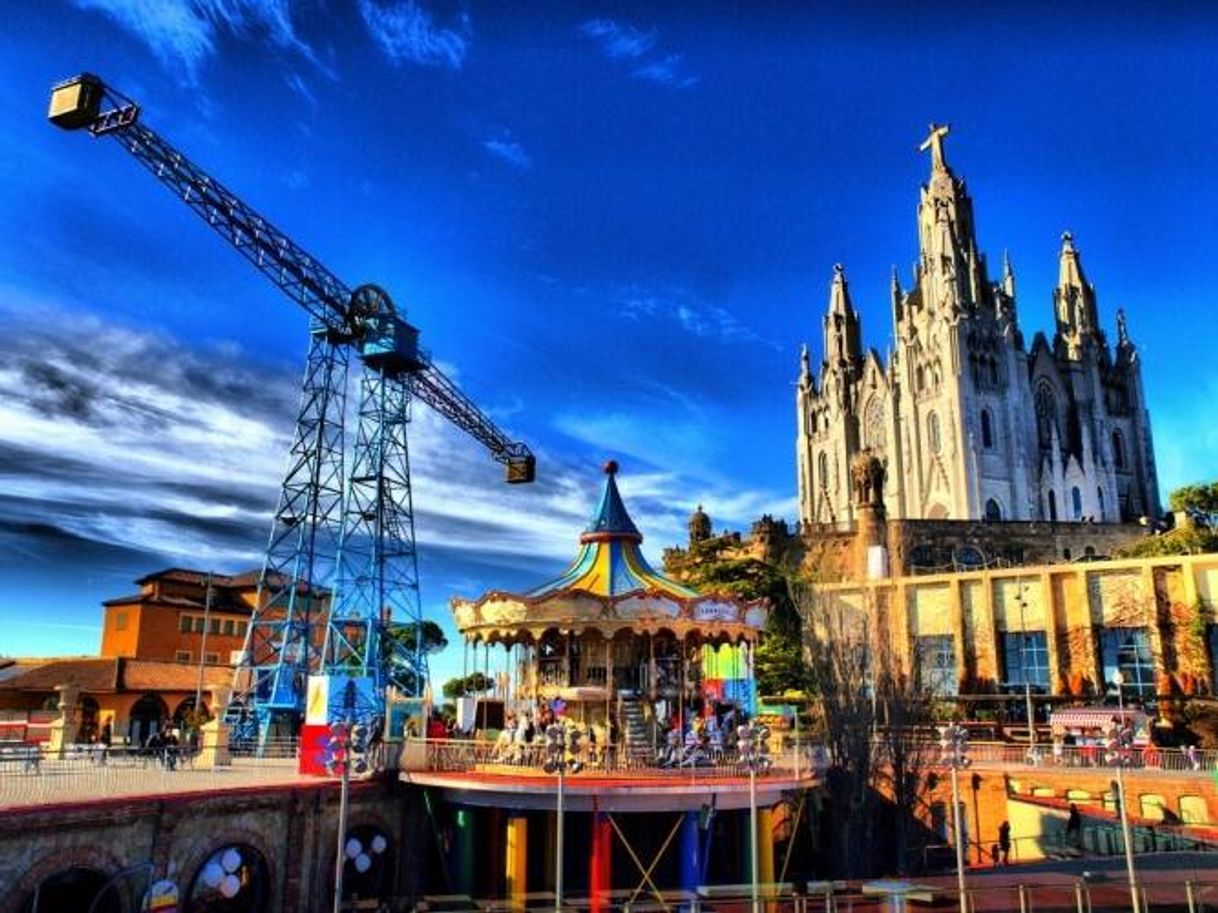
1116;308;1130;345
850;449;887;509
920;123;951;171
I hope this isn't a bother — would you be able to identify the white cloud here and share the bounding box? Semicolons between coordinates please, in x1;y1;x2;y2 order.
74;0;315;79
359;0;471;70
579;18;697;89
483;137;531;169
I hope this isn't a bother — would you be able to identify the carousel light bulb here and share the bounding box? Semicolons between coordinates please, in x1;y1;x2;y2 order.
346;837;362;859
221;848;242;873
219;874;241;898
370;834;387;854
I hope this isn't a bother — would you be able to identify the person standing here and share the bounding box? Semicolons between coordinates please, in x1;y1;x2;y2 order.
1065;803;1082;850
998;820;1011;865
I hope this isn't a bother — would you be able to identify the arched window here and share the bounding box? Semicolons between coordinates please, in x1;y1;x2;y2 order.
980;409;994;449
985;498;1002;521
916;364;925;392
1047;490;1058;522
1112;429;1126;469
928;411;941;454
1035;383;1058;449
189;844;270;912
817;452;828;491
1097;487;1105;518
1071;486;1083;520
864;397;887;454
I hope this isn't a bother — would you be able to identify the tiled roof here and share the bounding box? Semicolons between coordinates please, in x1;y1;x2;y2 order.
0;658;121;693
101;595;255;615
121;660;232;692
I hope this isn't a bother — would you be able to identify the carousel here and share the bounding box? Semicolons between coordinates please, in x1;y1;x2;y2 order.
450;460;769;750
403;463;818;907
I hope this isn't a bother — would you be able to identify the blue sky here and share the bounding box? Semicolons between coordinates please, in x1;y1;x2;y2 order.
1;2;1216;686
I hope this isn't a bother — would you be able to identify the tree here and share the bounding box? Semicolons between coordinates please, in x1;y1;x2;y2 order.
381;619;449;695
442;672;494;701
792;579;937;878
1117;479;1218;558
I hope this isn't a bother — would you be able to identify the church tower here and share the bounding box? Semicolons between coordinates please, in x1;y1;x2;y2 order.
794;124;1160;528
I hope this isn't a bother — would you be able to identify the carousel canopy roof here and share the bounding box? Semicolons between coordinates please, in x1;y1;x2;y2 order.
527;461;698;600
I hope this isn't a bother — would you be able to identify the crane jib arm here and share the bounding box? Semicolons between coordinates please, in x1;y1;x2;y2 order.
49;73;535;485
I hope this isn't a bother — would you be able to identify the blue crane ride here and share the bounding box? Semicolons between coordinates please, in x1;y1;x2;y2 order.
48;74;535;746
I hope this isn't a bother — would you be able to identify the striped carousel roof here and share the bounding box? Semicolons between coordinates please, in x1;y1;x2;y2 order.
526;461;699;600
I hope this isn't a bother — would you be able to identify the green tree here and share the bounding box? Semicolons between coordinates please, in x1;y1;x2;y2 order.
1117;478;1218;558
381;619;449;694
441;671;495;701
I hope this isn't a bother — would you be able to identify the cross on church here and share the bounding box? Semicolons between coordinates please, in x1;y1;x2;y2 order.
919;123;950;171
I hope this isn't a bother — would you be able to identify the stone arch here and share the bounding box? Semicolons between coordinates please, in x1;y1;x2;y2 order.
8;844;126;913
1034;382;1059;449
183;840;272;913
984;497;1002;522
128;693;169;747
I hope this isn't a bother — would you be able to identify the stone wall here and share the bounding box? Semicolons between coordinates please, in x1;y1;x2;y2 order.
0;778;422;913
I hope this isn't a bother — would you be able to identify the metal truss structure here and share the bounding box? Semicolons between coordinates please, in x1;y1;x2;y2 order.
50;74;535;744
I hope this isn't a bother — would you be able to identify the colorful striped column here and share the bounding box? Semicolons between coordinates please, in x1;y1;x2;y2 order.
679;810;701;895
454;806;476;896
758;806;775;908
589;811;612;913
506;812;528;906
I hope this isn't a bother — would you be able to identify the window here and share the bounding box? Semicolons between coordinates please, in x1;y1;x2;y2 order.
175;650;191;663
209;618;221;635
980;409;994;449
237;621;248;638
915;635;957;696
1035;384;1058;448
115;611;128;632
864;397;887;454
1001;631;1050;691
1099;627;1155;698
179;615;193;634
223;619;235;636
928;411;941;453
1071;486;1083;520
1180;796;1208;825
1112;429;1126;469
1047;490;1058;522
204;652;220;665
817;452;829;491
985;498;1002;522
193;617;205;634
1138;794;1166;822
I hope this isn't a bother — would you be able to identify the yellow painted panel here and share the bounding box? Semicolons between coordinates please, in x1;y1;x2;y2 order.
909;583;953;635
993;577;1046;631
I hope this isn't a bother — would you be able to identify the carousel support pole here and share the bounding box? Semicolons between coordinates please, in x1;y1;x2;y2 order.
757;805;775;911
506;811;529;908
606;637;612;736
680;810;701;897
455;806;476;896
679;633;686;734
590;810;613;913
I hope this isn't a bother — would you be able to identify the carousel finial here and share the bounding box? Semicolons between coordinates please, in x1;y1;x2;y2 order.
603;459;619;475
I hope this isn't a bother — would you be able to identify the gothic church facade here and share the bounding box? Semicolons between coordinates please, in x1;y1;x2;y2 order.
796;125;1159;527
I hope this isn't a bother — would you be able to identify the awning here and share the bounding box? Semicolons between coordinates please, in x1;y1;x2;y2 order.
1050;708;1147;729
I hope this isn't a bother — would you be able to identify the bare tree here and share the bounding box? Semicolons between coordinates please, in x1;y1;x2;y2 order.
793;579;938;877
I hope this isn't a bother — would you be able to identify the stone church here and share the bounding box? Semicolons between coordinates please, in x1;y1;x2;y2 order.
796;124;1160;528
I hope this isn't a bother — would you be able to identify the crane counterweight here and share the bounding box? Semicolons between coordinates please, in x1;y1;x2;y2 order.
48;73;103;130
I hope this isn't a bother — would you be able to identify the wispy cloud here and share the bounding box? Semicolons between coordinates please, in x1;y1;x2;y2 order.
633;54;699;89
614;283;778;349
579;18;697;89
580;19;657;59
359;0;471;70
482;132;531;169
74;0;316;80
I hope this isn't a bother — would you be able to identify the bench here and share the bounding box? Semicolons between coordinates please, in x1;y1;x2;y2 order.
0;742;41;772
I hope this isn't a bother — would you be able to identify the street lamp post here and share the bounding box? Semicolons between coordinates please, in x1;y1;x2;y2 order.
939;723;970;913
737;721;771;913
544;722;584;912
1016;586;1036;747
327;681;372;913
1110;671;1140;913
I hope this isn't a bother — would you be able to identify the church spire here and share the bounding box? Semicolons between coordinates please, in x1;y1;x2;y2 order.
919;123;952;174
915;123;980;316
823;263;862;372
1002;249;1016;298
798;342;812;388
1053;230;1100;358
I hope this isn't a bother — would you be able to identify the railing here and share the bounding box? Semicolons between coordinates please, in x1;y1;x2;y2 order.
403;737;818;781
961;740;1218;772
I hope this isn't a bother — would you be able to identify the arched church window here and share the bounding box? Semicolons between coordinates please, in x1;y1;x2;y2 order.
980;409;994;449
1047;489;1058;522
988;358;999;386
916;364;925;392
1097;487;1105;518
864;397;886;454
817;452;828;491
928;411;941;454
1071;486;1083;520
1035;383;1059;449
808;409;816;433
1112;429;1126;469
985;498;1002;521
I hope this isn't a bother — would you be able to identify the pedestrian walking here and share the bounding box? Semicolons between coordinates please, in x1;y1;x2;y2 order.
1065;802;1081;849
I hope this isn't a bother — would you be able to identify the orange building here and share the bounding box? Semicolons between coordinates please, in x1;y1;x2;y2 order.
100;568;261;665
